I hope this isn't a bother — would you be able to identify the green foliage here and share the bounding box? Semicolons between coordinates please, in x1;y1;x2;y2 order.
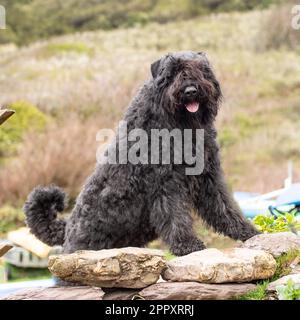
0;0;279;46
272;250;300;280
0;101;48;157
238;250;300;300
276;279;300;300
0;205;24;236
238;281;269;300
253;213;300;233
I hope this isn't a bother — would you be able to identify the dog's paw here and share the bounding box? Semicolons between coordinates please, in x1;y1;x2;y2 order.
239;229;261;242
171;238;206;256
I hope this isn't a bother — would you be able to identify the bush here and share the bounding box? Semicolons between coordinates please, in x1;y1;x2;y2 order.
0;101;48;157
253;212;300;233
256;1;300;51
0;205;24;236
0;114;107;206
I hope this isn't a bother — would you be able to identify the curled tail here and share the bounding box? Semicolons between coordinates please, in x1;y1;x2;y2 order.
23;185;67;246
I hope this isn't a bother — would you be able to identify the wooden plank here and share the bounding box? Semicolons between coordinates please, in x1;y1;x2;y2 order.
0;109;15;125
7;228;52;258
0;244;13;257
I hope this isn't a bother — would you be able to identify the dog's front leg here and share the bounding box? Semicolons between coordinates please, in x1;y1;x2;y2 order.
150;192;205;256
195;166;260;242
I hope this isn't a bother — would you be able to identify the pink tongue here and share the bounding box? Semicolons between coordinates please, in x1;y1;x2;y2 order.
185;102;199;113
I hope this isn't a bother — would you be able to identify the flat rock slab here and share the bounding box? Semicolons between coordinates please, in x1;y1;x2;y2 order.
267;274;300;292
162;248;276;283
2;286;104;300
242;232;300;258
49;247;166;289
139;282;257;300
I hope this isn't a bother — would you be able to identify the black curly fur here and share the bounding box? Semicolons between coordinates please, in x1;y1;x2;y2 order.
24;51;259;256
24;185;67;246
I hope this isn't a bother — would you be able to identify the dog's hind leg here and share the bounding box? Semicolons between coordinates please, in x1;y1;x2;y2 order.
150;187;205;256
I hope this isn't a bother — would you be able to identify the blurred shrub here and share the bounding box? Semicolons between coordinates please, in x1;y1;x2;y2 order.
256;1;300;51
0;101;48;158
0;205;24;236
0;114;107;206
253;213;300;233
0;0;279;46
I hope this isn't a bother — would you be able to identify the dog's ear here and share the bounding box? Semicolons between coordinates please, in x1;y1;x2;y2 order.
151;59;161;79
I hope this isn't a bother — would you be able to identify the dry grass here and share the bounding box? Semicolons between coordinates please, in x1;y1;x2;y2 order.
0;114;114;206
256;1;300;51
0;8;299;208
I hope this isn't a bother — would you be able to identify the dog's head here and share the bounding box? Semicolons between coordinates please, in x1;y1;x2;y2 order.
151;51;222;124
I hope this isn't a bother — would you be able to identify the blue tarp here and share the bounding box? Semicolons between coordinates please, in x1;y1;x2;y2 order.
275;183;300;206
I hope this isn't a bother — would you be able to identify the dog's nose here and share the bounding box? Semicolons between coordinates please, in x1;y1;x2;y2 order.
184;86;197;98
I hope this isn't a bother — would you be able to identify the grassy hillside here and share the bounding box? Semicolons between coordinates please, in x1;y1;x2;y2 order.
0;6;299;215
1;0;278;45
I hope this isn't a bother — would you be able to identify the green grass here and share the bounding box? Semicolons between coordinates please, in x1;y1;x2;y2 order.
237;249;300;300
272;250;300;281
238;281;269;300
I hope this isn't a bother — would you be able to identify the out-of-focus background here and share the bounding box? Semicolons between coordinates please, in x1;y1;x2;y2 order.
0;0;300;284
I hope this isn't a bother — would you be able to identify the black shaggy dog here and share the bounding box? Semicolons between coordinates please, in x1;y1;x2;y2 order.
24;51;259;256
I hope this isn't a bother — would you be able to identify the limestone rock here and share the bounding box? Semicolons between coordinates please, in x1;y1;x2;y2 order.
139;282;256;300
48;247;166;289
242;232;300;258
2;286;104;300
162;248;276;283
267;274;300;292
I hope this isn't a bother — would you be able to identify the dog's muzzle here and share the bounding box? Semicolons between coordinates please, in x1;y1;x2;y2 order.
183;86;199;113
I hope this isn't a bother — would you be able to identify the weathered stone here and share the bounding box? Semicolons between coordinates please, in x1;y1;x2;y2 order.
290;264;300;275
2;286;104;300
242;232;300;258
48;247;166;289
267;274;300;292
162;248;276;283
139;282;256;300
